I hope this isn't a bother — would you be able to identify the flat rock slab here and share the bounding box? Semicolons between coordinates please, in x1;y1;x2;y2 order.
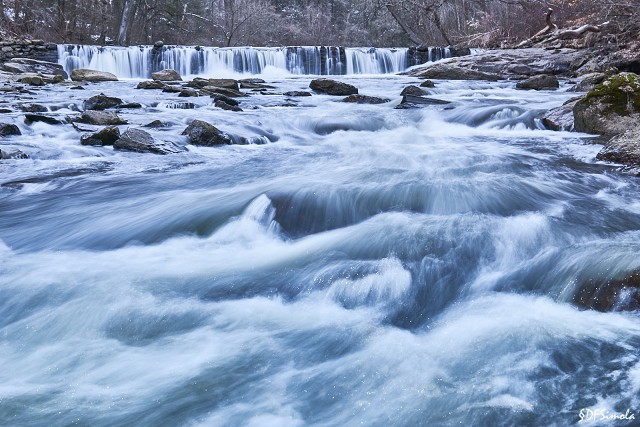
114;128;183;154
71;69;118;82
309;79;358;96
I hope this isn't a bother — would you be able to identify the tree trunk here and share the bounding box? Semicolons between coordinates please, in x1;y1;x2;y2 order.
385;4;424;45
117;0;135;45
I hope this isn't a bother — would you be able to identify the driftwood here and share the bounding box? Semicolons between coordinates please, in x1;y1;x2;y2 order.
517;8;609;48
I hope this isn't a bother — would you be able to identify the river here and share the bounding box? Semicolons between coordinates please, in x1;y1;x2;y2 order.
1;48;640;426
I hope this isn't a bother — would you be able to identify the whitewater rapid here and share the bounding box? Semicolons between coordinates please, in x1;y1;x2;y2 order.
1;74;640;426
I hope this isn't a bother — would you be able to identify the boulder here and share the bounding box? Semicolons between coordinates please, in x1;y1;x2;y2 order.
188;78;238;90
178;88;199;97
24;114;64;125
211;94;240;106
420;80;435;88
182;119;232;146
143;120;167;128
515;75;559;90
152;69;182;81
79;110;128;125
214;100;243;112
541;97;581;131
137;80;166;90
410;63;501;81
309;79;358;96
397;95;452;109
200;86;246;98
162;85;183;93
17;75;45;86
596;129;640;167
83;93;123;110
0;123;21;136
284;91;312;97
114;128;182;154
1;58;67;78
568;73;608;93
80;126;121;146
18;103;47;113
0;148;29;159
400;85;427;96
119;102;142;109
573;73;640;135
342;94;390;104
70;69;118;82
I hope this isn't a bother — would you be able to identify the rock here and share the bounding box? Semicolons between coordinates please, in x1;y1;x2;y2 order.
83;93;123;110
18;103;47;113
397;95;452;109
154;41;164;49
214;100;243;112
17;75;45;86
309;79;358;96
143;120;167;128
284;91;312;97
163;102;195;109
79;110;128;125
200;86;246;98
211;94;240;106
400;85;427;96
182;119;232;146
573;269;640;311
178;88;199;97
0;108;11;113
568;73;608;93
420;80;435;88
42;74;65;84
80;126;121;146
239;81;274;89
152;69;182;81
24;114;64;125
119;102;142;109
70;85;85;90
0;148;29;159
515;75;560;90
239;78;266;85
541;97;581;131
573;73;640;135
410;63;501;81
0;123;21;136
596;129;640;167
114;128;182;154
342;94;390;104
70;69;118;82
188;78;238;90
162;85;183;93
137;80;166;90
1;58;67;78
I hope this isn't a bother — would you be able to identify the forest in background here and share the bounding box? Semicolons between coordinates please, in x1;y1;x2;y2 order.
0;0;639;48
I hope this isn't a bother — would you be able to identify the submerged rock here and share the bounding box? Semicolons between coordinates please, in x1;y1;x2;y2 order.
0;123;21;136
420;80;435;88
182;119;232;146
342;94;390;104
596;129;640;168
83;93;123;110
79;110;128;125
573;72;640;135
152;69;182;81
310;79;358;96
284;91;312;97
573;269;640;311
80;126;121;146
516;75;559;90
71;69;119;82
0;148;29;159
114;128;182;154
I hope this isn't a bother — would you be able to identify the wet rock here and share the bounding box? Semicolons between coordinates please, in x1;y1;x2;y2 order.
1;58;67;78
0;148;29;159
239;78;265;85
397;95;452;108
239;81;275;89
119;102;143;109
137;80;166;90
201;86;246;98
342;94;390;104
0;123;21;136
0;108;11;113
596;129;640;167
284;91;312;97
573;270;640;311
154;40;164;49
182;119;232;146
83;93;123;110
515;75;559;90
24;114;64;125
410;63;501;81
70;85;85;90
143;120;167;128
420;80;435;88
163;102;195;109
178;88;199;97
188;78;238;90
70;69;118;82
401;85;427;96
18;103;47;113
79;110;128;125
80;126;121;146
309;79;358;96
114;128;182;154
162;85;183;93
573;73;640;135
568;73;608;93
541;97;581;131
214;100;243;112
17;75;45;86
211;94;240;106
152;69;182;81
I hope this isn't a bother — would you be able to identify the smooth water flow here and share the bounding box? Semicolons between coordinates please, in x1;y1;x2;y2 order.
1;72;639;426
58;45;451;78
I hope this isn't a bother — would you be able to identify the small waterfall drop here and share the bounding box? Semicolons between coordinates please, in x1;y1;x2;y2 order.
58;45;452;78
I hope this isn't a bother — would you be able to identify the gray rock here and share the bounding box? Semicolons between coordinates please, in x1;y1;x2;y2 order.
164;102;195;109
419;80;435;88
83;93;123;110
137;80;166;90
284;91;312;97
214;100;243;112
410;63;501;81
80;126;121;146
397;95;452;109
79;110;128;125
0;148;29;159
400;85;427;96
516;75;559;90
114;128;182;154
18;103;47;113
342;94;390;104
143;120;167;128
162;85;183;93
178;88;199;97
152;69;182;81
188;78;239;90
70;69;118;82
0;123;21;136
24;114;64;125
1;58;67;78
200;86;246;98
596;129;640;167
541;97;581;131
309;79;358;95
211;94;240;106
182;119;232;146
568;73;608;93
573;269;640;311
17;75;45;86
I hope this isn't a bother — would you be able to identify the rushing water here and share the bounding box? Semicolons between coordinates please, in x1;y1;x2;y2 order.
1;70;640;427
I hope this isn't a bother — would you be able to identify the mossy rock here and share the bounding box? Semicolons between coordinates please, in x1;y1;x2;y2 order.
573;72;640;135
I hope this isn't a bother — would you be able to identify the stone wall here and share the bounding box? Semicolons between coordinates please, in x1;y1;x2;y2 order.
0;40;58;64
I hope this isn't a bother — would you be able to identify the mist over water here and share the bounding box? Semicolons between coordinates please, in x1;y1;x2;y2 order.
1;68;640;426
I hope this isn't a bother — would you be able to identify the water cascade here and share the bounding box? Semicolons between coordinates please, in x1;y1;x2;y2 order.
58;44;451;78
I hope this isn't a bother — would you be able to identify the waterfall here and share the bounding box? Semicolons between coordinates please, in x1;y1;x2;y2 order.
57;45;452;78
